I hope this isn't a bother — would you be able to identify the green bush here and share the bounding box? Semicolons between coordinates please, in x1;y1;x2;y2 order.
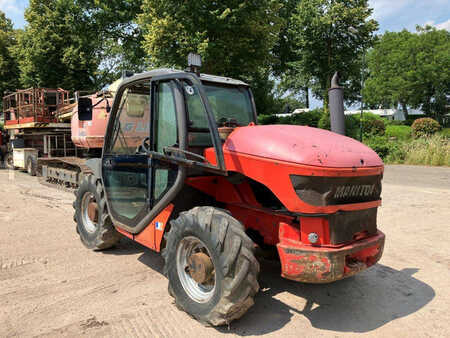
404;117;419;126
363;136;401;159
258;109;323;128
317;111;360;139
363;118;386;136
355;113;386;136
258;114;279;125
385;125;412;140
411;118;442;138
385;120;405;126
287;109;322;128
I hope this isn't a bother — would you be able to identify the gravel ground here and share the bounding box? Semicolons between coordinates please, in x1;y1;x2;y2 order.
0;165;449;337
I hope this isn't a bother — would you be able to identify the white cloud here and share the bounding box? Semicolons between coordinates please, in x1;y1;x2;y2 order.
419;19;450;31
368;0;410;20
435;19;450;30
368;0;450;32
0;0;22;15
0;0;27;28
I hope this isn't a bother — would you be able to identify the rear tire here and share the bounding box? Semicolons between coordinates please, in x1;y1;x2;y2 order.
163;206;260;326
73;175;120;250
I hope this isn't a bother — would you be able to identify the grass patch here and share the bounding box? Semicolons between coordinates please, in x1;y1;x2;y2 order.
384;135;449;166
385;125;412;140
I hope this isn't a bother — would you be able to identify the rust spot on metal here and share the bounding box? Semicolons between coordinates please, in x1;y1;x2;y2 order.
187;252;214;284
87;202;98;223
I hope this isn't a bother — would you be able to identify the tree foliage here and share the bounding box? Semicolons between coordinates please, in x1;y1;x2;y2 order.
138;0;282;77
364;27;450;122
12;0;146;92
13;0;100;91
78;0;146;84
138;0;283;114
0;11;19;98
287;0;378;107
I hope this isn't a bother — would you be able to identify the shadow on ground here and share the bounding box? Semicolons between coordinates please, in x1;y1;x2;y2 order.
102;237;165;274
103;240;435;336
220;260;435;335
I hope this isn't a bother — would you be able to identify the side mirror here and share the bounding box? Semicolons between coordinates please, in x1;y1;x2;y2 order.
78;97;93;121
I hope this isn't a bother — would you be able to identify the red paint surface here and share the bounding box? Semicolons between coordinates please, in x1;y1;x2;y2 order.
299;217;330;245
224;125;383;168
277;223;385;283
205;147;383;214
115;204;174;252
71;96;110;149
5;116;53;126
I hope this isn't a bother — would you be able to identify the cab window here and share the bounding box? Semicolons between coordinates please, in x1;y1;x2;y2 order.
108;84;151;155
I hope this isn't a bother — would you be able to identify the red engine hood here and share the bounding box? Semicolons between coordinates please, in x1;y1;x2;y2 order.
223;125;383;168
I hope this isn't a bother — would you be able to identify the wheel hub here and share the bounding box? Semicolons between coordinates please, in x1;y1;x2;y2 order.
81;192;98;233
176;236;216;303
187;252;214;284
87;202;98;223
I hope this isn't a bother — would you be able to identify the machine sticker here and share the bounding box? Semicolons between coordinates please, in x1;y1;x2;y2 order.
155;222;164;231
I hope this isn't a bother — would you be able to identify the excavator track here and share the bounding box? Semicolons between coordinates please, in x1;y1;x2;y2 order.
38;157;93;191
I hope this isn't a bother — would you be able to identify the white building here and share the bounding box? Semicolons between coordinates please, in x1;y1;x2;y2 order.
344;109;425;121
275;108;310;118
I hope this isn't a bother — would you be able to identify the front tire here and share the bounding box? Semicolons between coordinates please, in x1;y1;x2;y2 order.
163;207;260;326
73;175;120;250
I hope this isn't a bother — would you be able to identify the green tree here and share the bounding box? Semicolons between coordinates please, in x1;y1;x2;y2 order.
79;0;146;85
138;0;282;114
272;1;310;108
0;11;19;99
364;27;450;122
13;0;100;91
288;0;378;108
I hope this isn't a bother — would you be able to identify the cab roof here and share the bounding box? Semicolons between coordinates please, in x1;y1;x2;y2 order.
122;68;249;87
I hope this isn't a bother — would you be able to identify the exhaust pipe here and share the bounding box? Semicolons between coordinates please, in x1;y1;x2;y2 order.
329;72;345;135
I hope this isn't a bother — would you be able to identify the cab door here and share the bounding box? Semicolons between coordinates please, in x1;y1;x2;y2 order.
102;82;152;229
102;78;185;234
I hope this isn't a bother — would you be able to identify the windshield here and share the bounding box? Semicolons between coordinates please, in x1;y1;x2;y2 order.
185;82;254;129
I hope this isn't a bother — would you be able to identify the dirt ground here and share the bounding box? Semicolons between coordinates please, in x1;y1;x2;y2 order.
0;165;449;337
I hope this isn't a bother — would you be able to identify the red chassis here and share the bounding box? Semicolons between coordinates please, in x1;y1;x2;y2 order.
115;137;385;284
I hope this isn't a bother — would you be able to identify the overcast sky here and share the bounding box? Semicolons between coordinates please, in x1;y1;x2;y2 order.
1;0;449;109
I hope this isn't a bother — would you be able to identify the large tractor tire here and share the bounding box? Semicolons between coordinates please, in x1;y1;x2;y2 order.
73;175;120;250
163;206;260;326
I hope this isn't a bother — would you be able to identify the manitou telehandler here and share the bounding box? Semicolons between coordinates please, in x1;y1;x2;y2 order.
74;54;385;326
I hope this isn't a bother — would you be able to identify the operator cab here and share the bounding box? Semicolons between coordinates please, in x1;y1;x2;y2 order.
101;57;257;232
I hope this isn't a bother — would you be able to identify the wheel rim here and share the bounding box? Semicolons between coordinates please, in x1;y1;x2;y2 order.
81;192;98;233
176;236;216;303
